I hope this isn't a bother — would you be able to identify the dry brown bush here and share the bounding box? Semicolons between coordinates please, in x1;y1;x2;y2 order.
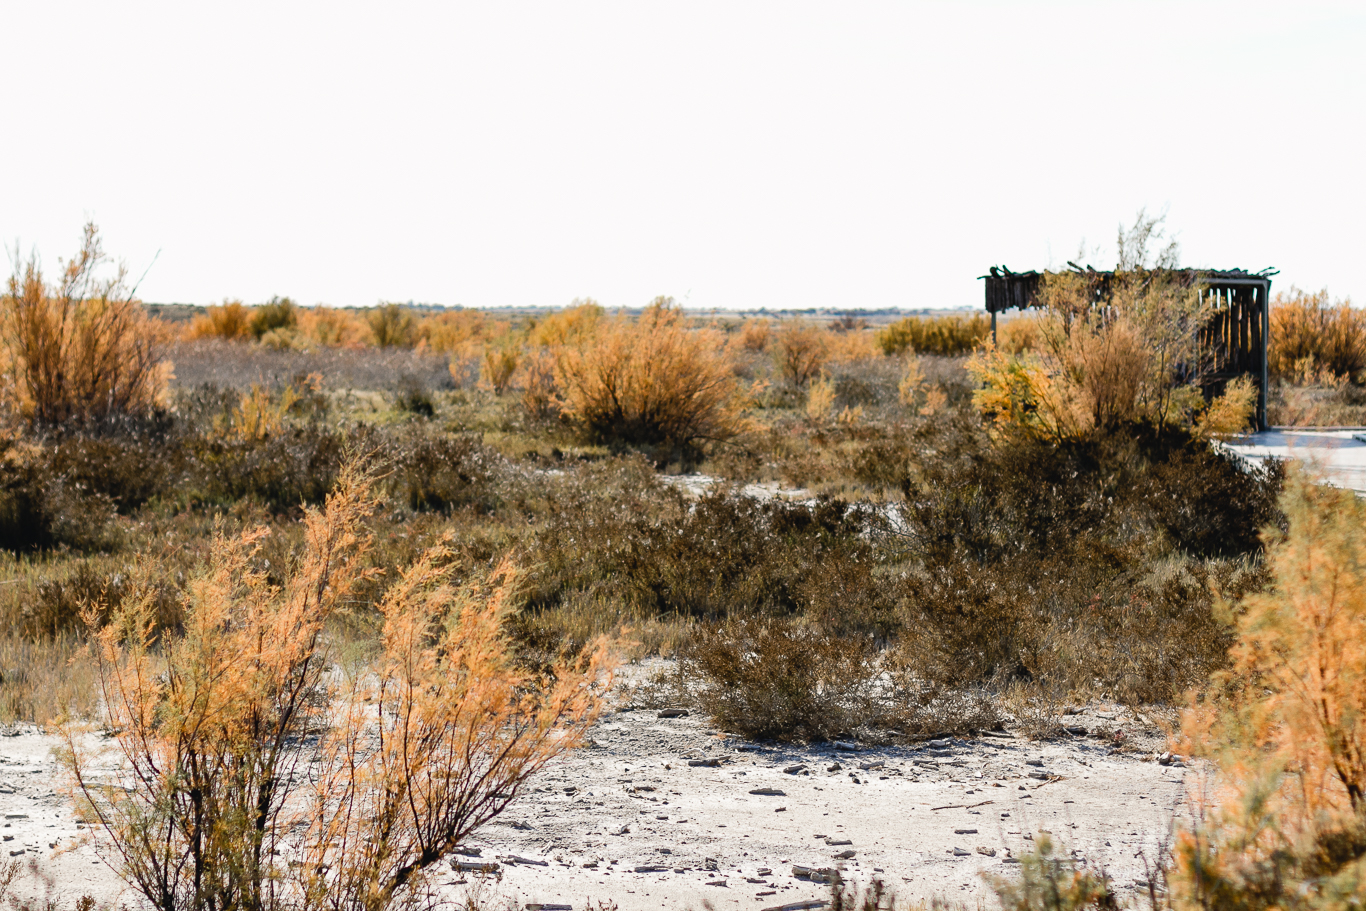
189;300;253;340
1;223;169;427
554;299;744;458
875;313;990;357
62;459;610;911
773;321;829;387
1268;287;1366;382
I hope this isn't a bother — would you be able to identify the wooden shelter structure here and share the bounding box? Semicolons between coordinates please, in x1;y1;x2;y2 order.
981;266;1277;430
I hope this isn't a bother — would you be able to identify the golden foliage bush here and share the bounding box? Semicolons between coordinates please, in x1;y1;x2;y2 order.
424;308;508;358
190;300;253;341
1268;287;1366;383
0;223;169;426
528;299;602;348
554;300;744;457
773;321;829;387
62;460;610;911
875;313;990;357
1176;468;1366;908
298;305;366;348
367;303;420;348
481;344;518;395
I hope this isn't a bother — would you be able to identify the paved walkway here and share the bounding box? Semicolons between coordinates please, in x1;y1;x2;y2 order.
1224;429;1366;492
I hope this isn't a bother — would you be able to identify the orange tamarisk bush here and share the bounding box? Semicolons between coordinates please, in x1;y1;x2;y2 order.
61;459;612;911
1;223;169;426
1175;467;1366;907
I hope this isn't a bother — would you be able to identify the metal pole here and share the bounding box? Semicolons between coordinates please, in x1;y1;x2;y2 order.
1260;278;1271;430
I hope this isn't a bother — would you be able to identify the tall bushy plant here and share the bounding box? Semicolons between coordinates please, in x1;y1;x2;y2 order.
554;299;744;458
1176;468;1366;908
1;223;169;426
62;460;610;911
1268;287;1366;383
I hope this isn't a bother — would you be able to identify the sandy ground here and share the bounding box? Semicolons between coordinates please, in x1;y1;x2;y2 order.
1;663;1192;911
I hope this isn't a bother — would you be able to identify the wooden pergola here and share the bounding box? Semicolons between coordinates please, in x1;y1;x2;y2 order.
981;266;1277;430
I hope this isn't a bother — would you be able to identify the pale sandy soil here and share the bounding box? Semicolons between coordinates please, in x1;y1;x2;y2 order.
1;664;1191;911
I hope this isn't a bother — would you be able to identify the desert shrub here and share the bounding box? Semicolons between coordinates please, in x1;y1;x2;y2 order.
893;423;1281;698
875;313;990;357
0;441;118;552
248;295;299;341
423;307;507;357
190;300;253;340
1174;468;1366;909
773;321;829;387
481;344;518;395
1268;287;1366;383
390;374;435;417
997;313;1045;354
190;424;348;511
297;304;366;347
554;300;744;460
382;428;504;514
989;834;1118;911
62;461;609;911
683;617;883;741
528;299;602;347
0;223;170;427
367;302;420;348
736;317;772;352
684;617;1000;742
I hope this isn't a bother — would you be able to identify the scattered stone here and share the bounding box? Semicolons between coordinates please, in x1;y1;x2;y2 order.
749;788;786;796
951;847;970;856
658;709;690;719
784;765;806;774
762;901;829;911
1024;759;1044;767
526;904;572;911
688;758;722;767
954;829;979;835
453;846;482;857
610;825;629;836
501;854;549;866
857;761;884;771
1064;726;1088;736
825;837;853;846
831;850;856;859
833;741;859;751
705;879;727;887
452;860;500;874
634;864;670;873
976;847;997;857
1003;857;1022;864
1028;772;1050;781
826;763;842;772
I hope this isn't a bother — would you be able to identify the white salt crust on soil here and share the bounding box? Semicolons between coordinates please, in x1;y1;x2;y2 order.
1;662;1191;911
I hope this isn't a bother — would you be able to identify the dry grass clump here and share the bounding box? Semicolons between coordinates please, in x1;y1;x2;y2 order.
1174;468;1366;908
1268;287;1366;383
61;460;610;911
553;300;744;460
875;313;990;357
0;223;169;428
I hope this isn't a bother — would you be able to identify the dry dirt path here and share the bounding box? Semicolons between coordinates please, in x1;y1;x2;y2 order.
1;667;1190;911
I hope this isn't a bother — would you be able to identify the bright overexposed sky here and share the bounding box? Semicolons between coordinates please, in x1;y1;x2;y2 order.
4;1;1363;311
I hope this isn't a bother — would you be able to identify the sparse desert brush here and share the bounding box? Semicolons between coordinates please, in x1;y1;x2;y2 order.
62;459;611;911
528;299;603;348
190;300;254;340
367;302;420;348
481;344;519;395
0;223;170;427
1175;468;1366;908
423;307;508;358
996;312;1045;354
805;373;837;422
297;304;366;347
249;295;300;342
1268;287;1366;383
735;317;773;352
553;299;745;459
773;321;829;387
875;313;990;357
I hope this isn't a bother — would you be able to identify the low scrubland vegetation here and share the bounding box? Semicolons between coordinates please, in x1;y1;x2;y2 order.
4;219;1366;907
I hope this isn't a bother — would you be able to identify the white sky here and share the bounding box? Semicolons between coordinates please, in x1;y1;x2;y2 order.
4;1;1363;311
